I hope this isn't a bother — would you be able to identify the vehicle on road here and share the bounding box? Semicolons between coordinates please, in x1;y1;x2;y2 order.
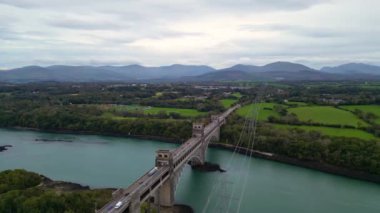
148;167;158;176
114;201;123;209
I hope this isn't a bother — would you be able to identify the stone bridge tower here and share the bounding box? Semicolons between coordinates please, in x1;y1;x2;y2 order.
191;123;206;166
152;120;223;208
192;123;205;137
155;150;175;207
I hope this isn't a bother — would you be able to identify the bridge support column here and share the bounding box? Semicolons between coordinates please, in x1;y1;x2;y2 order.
211;127;220;142
155;150;176;207
156;178;175;207
199;143;207;164
129;193;141;213
190;125;221;167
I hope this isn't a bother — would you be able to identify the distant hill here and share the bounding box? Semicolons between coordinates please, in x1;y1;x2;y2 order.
223;64;261;72
184;62;335;82
184;70;344;82
0;66;128;82
0;65;215;83
259;61;315;72
222;62;315;73
182;62;380;82
1;62;380;83
321;63;380;75
183;70;253;81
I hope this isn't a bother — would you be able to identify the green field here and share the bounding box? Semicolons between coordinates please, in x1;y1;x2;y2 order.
102;112;137;120
237;103;281;120
154;92;163;97
339;105;380;124
285;101;308;107
232;92;242;98
111;105;144;111
288;106;368;127
275;124;377;140
144;107;204;117
176;97;190;101
109;105;205;117
221;99;238;108
358;83;380;89
266;82;292;88
360;85;380;89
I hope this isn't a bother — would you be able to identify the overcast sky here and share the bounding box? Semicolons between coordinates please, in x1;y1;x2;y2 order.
0;0;379;69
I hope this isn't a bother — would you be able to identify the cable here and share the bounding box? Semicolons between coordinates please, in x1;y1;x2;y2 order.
203;84;266;213
219;86;264;213
226;85;265;213
235;86;267;213
226;102;261;212
201;113;251;213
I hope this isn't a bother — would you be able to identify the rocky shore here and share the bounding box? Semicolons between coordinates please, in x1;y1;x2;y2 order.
10;126;184;144
35;138;73;143
191;162;226;172
150;204;194;213
39;175;92;191
171;204;194;213
0;145;12;152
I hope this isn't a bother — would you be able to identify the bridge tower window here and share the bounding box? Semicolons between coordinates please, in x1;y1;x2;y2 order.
156;150;172;167
192;123;205;137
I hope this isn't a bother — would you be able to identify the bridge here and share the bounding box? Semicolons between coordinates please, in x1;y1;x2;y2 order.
98;105;240;213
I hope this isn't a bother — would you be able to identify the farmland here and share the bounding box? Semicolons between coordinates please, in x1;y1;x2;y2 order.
220;92;242;108
210;82;380;178
274;124;377;140
220;99;238;108
107;104;206;117
288;106;369;127
284;101;308;107
145;107;205;117
101;112;137;120
237;103;281;121
339;105;380;125
233;102;379;141
232;92;242;98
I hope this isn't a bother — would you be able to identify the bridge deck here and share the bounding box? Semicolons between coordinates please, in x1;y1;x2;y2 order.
98;105;239;213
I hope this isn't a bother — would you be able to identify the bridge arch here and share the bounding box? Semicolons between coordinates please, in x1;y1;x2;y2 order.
188;155;203;166
209;134;219;143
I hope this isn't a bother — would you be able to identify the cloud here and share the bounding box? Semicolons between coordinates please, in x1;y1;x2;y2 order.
0;0;35;8
48;17;127;31
240;24;341;38
0;27;21;41
0;0;329;11
200;0;330;12
0;0;379;69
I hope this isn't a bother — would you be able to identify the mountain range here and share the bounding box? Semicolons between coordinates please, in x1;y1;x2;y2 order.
1;62;380;83
321;63;380;75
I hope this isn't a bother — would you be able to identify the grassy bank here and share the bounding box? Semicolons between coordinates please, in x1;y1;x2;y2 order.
288;106;369;127
237;103;281;120
274;124;377;140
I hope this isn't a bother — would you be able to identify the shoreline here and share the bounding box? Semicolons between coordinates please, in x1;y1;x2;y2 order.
211;143;380;184
8;126;185;144
3;127;380;184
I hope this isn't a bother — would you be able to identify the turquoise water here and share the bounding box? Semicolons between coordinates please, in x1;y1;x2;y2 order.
1;129;380;213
